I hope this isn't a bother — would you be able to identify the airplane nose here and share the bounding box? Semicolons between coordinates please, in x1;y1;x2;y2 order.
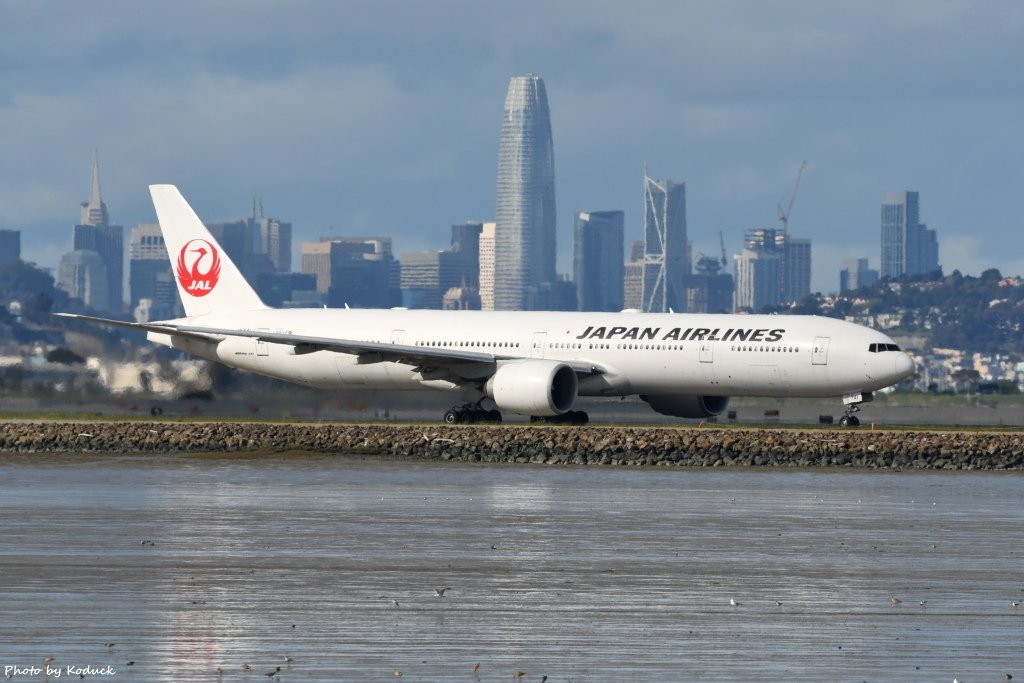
894;352;915;379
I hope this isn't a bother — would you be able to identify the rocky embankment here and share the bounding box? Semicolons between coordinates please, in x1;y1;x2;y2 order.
1;421;1023;470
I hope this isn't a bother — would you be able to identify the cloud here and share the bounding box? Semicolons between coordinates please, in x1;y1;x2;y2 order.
3;0;1024;295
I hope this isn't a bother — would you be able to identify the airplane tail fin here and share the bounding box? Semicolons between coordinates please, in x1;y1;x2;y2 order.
149;184;268;318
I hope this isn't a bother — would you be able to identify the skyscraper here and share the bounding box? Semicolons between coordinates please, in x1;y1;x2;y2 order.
573;210;624;312
622;240;645;310
881;191;940;280
778;234;811;302
72;150;123;313
300;237;400;308
733;246;781;312
494;75;556;310
641;175;688;312
260;217;292;272
449;222;483;291
57;250;109;309
128;223;179;321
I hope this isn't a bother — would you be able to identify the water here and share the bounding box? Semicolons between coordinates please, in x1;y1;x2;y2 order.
0;453;1021;681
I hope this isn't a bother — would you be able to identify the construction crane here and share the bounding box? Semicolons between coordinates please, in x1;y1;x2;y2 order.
719;231;727;268
777;160;807;234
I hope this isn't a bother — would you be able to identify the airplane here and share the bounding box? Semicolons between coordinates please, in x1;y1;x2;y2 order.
59;184;916;427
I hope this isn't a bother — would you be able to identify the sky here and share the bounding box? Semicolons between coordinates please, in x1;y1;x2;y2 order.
2;0;1024;294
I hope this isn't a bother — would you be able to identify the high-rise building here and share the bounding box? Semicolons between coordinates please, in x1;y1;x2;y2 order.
0;229;20;263
779;235;811;302
839;258;879;293
623;240;645;310
686;255;735;313
479;222;496;311
399;250;462;309
641;175;688;312
733;247;781;312
449;222;483;290
573;210;624;312
494;75;556;310
71;150;123;313
128;223;179;321
881;191;940;280
260;217;292;272
301;237;399;308
255;272;318;307
57;250;109;309
737;228;812;305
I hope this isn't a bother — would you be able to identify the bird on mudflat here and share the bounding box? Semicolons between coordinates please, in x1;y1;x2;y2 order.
240;663;251;670
729;598;739;606
890;596;903;606
434;588;450;597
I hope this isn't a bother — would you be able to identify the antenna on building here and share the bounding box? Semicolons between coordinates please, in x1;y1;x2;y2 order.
719;231;727;268
778;160;807;234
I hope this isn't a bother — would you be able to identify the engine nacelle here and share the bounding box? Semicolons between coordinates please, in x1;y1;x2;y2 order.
485;360;578;416
641;394;730;419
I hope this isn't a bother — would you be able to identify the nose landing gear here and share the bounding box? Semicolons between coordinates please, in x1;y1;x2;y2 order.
838;391;872;428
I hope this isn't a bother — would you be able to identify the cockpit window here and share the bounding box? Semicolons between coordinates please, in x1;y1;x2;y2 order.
869;343;901;353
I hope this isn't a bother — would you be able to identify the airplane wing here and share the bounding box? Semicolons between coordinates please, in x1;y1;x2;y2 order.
55;313;604;376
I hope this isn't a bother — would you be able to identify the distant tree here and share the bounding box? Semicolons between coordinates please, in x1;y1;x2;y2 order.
980;268;1003;284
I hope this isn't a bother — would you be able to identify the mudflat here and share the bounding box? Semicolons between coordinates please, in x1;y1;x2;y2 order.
0;453;1021;681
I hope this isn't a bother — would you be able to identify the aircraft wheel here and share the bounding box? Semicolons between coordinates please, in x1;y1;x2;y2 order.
571;411;589;425
838;415;851;428
487;410;502;423
443;409;460;424
849;415;860;427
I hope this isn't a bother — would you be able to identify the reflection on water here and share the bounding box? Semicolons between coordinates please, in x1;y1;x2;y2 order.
0;453;1021;682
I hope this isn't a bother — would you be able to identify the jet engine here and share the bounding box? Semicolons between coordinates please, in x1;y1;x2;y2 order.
641;394;729;419
485;360;578;416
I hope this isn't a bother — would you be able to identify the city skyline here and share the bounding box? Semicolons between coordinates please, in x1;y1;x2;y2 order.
2;3;1023;293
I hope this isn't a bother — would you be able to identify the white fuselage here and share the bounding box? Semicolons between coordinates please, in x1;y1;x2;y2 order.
151;308;914;400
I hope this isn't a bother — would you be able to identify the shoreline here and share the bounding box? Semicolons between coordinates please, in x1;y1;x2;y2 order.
2;421;1022;470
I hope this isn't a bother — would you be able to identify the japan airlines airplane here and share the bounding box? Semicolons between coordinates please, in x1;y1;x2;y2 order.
60;185;915;427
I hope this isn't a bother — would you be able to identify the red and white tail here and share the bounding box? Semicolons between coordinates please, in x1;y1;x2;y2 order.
149;184;268;318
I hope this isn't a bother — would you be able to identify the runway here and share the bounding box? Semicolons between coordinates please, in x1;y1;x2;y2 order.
0;452;1021;681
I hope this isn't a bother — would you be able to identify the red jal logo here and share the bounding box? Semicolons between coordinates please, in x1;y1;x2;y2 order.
176;239;221;297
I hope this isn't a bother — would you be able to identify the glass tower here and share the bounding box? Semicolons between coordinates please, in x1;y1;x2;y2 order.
881;191;939;279
642;176;688;312
494;75;556;310
573;210;624;312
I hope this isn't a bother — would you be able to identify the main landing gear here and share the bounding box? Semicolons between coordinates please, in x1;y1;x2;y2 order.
838;391;873;428
443;404;502;424
530;411;589;425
